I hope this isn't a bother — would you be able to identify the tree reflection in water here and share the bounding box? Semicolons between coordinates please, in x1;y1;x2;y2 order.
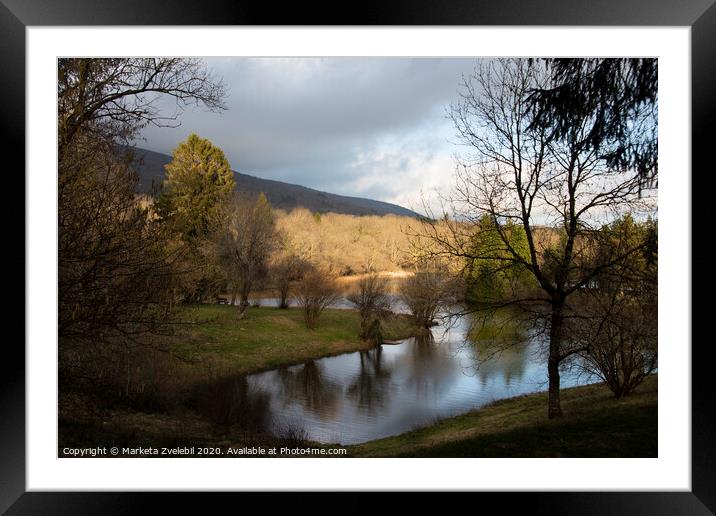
404;332;458;398
277;360;341;419
463;310;534;387
347;346;393;415
179;308;589;444
188;374;272;433
471;340;531;387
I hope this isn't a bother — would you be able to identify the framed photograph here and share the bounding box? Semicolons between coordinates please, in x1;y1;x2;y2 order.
6;0;714;512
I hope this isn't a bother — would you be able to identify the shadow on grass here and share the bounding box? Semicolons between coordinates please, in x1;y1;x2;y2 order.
397;402;657;457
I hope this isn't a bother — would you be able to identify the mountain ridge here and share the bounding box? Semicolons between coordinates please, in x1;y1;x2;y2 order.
130;147;422;218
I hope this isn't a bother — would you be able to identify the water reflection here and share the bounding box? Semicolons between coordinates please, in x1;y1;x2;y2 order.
471;340;531;387
413;332;437;360
276;361;341;419
347;347;392;415
188;375;272;433
185;304;592;444
403;332;460;400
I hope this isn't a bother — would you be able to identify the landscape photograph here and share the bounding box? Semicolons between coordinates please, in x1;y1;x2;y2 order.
58;56;658;458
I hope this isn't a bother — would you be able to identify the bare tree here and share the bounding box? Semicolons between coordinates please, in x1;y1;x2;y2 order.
58;58;226;160
347;274;392;342
415;59;656;417
213;193;278;317
294;267;340;329
573;285;657;398
58;58;226;395
58;58;227;331
270;252;310;309
58;146;179;345
399;263;457;329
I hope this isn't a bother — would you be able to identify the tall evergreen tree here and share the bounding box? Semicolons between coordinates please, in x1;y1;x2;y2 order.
158;134;236;239
526;58;658;188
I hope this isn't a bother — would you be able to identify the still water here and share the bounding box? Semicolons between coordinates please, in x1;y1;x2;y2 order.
188;302;592;445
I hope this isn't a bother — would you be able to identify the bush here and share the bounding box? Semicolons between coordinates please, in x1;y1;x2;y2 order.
574;292;657;398
571;215;658;398
270;253;310;309
346;274;391;343
399;269;456;328
294;267;340;329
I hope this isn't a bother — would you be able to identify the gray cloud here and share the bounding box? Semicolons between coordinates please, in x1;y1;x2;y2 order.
139;57;478;212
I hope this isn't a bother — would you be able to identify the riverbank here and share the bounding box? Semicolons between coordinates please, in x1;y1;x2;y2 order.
60;376;657;458
347;375;657;457
167;304;420;374
60;304;421;453
60;305;656;458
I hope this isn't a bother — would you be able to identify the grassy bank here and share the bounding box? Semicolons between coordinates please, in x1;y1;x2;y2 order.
348;375;657;457
61;305;656;458
61;376;657;458
166;304;419;374
60;304;419;453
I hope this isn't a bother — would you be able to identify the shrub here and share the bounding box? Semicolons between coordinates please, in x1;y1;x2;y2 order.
346;274;391;343
399;270;456;328
294;267;340;329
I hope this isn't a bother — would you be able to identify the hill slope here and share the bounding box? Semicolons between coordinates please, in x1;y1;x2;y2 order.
130;147;421;218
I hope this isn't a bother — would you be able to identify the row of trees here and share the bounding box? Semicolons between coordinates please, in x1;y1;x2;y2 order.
274;208;415;275
154;134;462;337
55;54;460;364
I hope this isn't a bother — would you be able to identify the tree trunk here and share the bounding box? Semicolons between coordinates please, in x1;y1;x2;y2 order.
548;302;564;418
236;279;251;318
237;294;249;318
279;284;289;309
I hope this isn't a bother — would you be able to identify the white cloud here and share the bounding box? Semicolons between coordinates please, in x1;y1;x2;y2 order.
339;140;457;216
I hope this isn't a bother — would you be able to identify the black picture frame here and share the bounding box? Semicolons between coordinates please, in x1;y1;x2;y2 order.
4;0;714;513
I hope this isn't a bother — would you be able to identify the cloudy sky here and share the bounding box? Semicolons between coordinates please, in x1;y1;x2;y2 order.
139;57;480;215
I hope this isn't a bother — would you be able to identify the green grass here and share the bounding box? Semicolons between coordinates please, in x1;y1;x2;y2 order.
165;304;419;374
348;375;657;457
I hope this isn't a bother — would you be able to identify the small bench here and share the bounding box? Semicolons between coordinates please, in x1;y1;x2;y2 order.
216;296;229;305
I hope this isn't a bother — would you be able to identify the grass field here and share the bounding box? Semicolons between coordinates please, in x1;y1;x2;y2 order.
166;304;419;374
348;374;657;457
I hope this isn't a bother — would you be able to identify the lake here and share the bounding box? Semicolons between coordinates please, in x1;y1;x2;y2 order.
187;300;594;445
